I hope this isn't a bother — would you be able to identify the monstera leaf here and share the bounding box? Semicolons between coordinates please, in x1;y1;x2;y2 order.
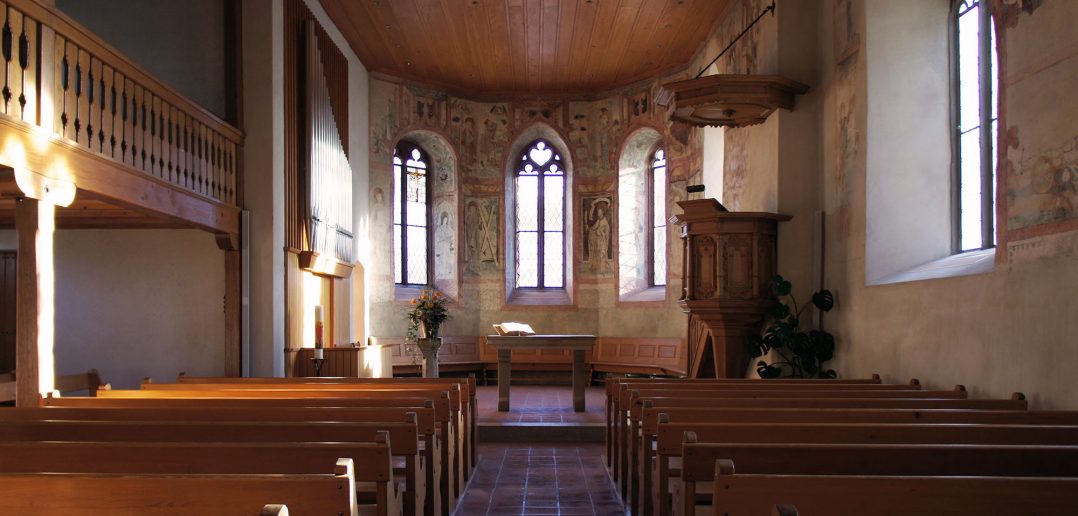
811;290;835;312
756;361;783;379
745;334;766;358
754;275;839;379
770;275;792;297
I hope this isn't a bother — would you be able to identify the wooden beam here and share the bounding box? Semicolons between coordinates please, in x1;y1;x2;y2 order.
224;249;241;377
0;117;239;236
15;197;55;406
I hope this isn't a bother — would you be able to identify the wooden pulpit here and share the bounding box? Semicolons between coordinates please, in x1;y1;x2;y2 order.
672;199;790;378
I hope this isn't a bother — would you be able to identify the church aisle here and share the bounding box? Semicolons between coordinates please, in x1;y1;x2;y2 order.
454;444;624;516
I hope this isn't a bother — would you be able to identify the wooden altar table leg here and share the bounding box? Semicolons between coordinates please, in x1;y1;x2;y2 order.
497;349;511;411
573;349;586;412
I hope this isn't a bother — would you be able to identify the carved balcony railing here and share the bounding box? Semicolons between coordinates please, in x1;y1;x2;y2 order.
0;0;241;207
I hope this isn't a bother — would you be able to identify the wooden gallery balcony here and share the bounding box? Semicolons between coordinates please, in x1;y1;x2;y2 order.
0;0;242;242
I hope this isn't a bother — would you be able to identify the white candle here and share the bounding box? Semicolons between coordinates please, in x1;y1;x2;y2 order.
314;305;323;323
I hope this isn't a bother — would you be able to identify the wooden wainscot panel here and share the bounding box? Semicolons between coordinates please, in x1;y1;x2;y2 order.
590;337;685;376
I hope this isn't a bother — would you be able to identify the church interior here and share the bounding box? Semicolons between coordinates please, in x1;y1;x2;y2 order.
0;0;1076;514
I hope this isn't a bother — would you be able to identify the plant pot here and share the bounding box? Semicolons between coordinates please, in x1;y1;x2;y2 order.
416;337;442;378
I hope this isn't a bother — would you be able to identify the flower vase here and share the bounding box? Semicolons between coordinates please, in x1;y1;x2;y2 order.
416;337;442;378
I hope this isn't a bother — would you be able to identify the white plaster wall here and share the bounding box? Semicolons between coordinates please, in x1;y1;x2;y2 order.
775;0;823;299
55;0;229;119
818;0;1078;409
243;0;286;376
0;230;224;389
863;0;952;283
701;126;724;201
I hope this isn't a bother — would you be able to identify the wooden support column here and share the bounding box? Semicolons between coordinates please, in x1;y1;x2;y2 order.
15;197;56;406
223;249;241;376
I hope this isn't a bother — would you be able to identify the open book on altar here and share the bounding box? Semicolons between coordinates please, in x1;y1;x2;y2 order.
492;322;536;336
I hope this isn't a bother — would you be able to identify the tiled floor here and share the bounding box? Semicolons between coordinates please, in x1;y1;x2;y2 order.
454;444;625;516
476;385;606;425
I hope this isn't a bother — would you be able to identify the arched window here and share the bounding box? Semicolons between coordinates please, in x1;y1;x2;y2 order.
952;0;997;252
393;142;431;285
648;148;667;287
515;140;564;288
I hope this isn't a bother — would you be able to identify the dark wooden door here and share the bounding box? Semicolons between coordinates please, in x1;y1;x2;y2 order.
0;252;14;374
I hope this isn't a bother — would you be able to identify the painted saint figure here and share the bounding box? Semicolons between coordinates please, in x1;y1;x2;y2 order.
587;199;611;272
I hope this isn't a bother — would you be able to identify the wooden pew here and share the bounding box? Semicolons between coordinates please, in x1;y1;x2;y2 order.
0;405;441;516
609;380;930;486
118;383;465;507
677;445;1078;516
42;393;456;516
1;368;104;403
0;440;398;516
710;460;1078;516
173;374;479;472
656;424;1078;516
0;419;425;516
618;387;1017;511
603;375;890;466
0;458;360;516
152;376;475;489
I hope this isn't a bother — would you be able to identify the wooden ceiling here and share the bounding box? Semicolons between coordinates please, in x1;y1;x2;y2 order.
319;0;733;97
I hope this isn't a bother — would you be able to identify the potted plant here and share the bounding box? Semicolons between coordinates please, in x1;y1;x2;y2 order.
746;275;837;378
405;288;451;377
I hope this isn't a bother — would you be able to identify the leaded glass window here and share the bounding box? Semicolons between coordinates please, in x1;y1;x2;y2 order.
515;140;565;288
953;0;997;252
393;142;430;285
649;148;667;287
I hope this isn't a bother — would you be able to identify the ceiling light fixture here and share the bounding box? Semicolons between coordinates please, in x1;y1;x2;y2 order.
655;1;808;128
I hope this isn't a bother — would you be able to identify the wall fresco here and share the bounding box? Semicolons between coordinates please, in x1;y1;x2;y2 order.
367;75;697;339
581;195;615;275
1007;135;1078;230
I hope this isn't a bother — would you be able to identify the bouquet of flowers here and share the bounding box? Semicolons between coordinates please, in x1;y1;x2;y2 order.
405;288;450;341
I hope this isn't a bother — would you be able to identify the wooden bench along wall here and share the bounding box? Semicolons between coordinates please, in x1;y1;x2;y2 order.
0;419;425;516
0;459;358;516
710;460;1078;516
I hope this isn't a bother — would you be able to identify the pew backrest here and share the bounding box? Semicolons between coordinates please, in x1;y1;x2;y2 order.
0;419;422;456
0;405;438;436
679;442;1078;480
0;458;359;516
656;422;1078;455
712;462;1078;516
640;407;1078;434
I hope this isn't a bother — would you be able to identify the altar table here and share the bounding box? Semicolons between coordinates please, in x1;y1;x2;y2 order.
485;334;597;412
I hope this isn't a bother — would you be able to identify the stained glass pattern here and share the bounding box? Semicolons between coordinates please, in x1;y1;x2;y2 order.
394;144;431;285
515;140;565;289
